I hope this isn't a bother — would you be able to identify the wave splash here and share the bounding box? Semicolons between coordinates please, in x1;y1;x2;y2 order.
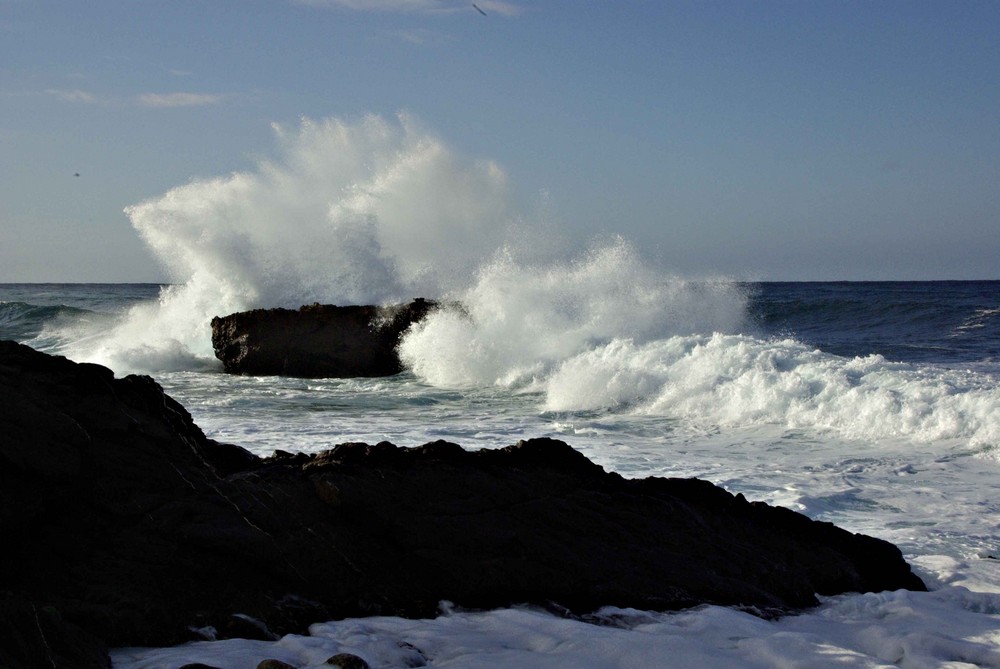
49;112;1000;450
64;114;521;371
399;239;747;388
401;252;1000;449
545;334;1000;448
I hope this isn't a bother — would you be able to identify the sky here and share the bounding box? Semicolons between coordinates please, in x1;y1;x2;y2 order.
1;0;998;282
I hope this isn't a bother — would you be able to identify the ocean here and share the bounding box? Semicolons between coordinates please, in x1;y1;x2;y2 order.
3;115;998;668
2;279;998;669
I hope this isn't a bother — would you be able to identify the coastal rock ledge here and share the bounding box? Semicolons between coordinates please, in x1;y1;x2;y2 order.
210;299;436;377
0;341;925;669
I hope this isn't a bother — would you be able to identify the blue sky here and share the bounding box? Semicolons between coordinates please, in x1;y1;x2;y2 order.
2;0;998;281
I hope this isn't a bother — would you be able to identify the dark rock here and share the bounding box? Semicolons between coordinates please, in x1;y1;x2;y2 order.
0;340;278;658
210;299;436;377
0;593;111;669
325;653;371;669
395;642;428;667
0;341;926;669
220;613;279;641
256;661;297;669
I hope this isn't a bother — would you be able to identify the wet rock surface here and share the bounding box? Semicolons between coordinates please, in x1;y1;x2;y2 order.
0;341;925;669
210;299;436;377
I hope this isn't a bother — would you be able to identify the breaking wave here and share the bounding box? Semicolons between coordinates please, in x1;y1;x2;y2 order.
63;114;526;371
43;113;1000;451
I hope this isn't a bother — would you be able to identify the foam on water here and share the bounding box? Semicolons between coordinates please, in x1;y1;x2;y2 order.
115;361;1000;668
545;335;1000;451
398;237;747;389
47;112;999;460
113;560;1000;669
398;247;1000;453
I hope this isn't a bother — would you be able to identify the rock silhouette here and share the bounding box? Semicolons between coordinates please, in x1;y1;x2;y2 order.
0;341;924;669
211;300;436;377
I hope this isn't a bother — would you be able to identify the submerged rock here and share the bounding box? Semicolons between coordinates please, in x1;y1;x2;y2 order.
325;654;371;669
0;341;925;669
210;299;436;377
256;661;296;669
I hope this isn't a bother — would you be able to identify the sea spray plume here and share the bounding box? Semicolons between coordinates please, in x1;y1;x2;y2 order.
68;114;516;373
398;237;749;388
127;114;514;307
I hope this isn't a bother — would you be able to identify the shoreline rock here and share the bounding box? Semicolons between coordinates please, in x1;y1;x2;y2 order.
0;341;925;669
210;299;436;377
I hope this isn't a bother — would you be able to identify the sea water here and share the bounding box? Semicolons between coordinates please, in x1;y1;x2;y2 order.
2;115;998;668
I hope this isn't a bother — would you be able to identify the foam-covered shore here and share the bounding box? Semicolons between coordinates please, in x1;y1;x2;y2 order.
0;340;925;669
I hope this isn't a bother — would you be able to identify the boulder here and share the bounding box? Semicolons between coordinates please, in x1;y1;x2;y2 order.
0;341;925;669
325;654;371;669
210;299;436;377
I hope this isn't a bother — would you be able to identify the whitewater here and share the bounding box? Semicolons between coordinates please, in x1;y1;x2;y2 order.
2;114;998;668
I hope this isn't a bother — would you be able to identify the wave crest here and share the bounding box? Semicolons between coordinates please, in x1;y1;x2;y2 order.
399;239;748;388
546;333;1000;448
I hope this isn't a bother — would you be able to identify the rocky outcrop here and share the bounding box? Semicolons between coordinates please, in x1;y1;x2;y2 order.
0;341;925;669
210;299;436;377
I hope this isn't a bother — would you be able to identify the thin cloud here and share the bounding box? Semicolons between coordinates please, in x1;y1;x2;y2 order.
294;0;521;16
46;89;100;104
296;0;448;11
137;92;226;108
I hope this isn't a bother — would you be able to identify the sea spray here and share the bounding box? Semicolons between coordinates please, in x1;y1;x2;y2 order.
33;111;1000;453
398;238;749;388
401;250;1000;449
63;114;524;373
72;113;746;377
130;114;516;306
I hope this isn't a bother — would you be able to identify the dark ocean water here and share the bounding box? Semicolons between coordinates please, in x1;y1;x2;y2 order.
746;281;1000;366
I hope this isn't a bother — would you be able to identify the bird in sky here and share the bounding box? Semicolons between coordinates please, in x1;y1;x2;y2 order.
473;3;487;16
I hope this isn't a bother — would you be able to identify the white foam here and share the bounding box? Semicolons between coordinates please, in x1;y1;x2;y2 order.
113;567;1000;669
117;359;1000;669
541;334;1000;450
399;238;748;389
399;243;1000;451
